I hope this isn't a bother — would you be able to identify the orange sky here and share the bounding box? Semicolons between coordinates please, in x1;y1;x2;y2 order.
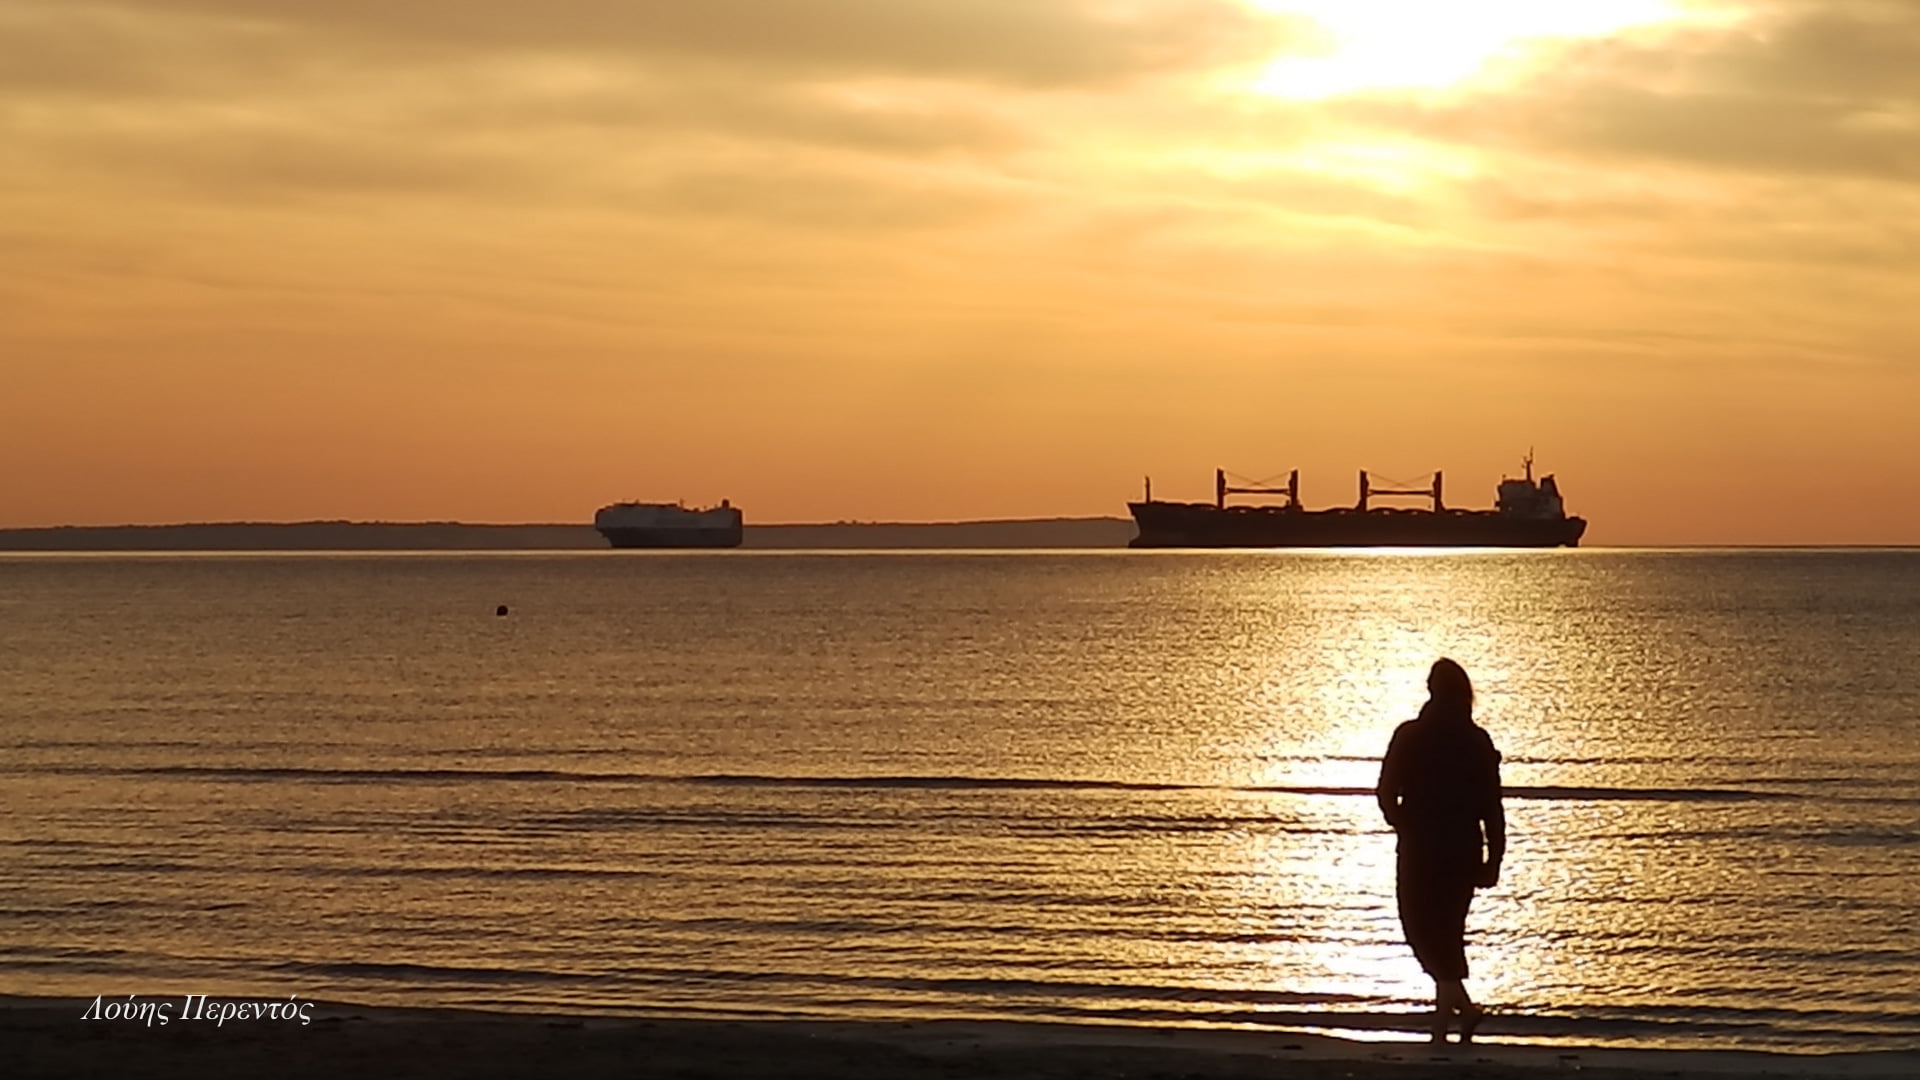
4;0;1917;544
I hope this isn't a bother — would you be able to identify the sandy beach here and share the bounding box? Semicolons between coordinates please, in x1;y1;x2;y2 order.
9;997;1914;1080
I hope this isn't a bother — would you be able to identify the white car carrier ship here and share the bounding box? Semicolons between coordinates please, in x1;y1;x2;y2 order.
593;500;743;548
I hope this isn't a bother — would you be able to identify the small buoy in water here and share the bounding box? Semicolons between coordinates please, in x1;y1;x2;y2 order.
495;605;509;617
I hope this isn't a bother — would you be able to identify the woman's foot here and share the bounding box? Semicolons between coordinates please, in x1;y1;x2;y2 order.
1458;1003;1486;1044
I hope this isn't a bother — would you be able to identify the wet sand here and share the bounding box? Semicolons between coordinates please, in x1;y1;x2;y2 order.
8;997;1914;1080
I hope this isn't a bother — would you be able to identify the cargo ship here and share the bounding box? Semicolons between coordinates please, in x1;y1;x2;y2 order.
594;500;743;548
1128;456;1585;548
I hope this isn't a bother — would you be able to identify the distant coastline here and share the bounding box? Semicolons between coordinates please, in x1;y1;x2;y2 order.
0;518;1137;551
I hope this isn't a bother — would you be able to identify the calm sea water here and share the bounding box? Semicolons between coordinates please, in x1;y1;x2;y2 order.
2;550;1917;1052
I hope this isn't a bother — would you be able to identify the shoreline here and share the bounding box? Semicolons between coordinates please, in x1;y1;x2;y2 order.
0;518;1138;551
7;997;1915;1079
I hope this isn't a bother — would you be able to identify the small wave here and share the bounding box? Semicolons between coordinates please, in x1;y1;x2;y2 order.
272;960;1374;1010
18;764;1804;803
1501;785;1793;803
271;959;610;986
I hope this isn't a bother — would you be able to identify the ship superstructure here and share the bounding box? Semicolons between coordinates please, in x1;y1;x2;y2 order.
594;500;743;549
1128;456;1585;548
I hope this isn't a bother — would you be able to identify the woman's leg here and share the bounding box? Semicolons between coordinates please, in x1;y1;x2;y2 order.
1432;978;1483;1043
1403;865;1484;1042
1432;979;1462;1041
1457;981;1485;1043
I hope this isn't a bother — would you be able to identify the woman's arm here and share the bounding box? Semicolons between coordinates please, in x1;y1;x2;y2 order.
1376;730;1405;829
1476;743;1506;886
1477;801;1506;887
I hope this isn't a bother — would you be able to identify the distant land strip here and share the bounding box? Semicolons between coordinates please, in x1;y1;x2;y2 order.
0;519;1138;551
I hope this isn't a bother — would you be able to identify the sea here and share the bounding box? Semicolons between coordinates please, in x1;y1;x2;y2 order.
2;549;1916;1052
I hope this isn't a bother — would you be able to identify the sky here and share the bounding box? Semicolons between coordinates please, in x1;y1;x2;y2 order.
4;0;1917;544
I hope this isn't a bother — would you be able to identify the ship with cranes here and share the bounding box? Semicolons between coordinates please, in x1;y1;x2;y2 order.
1127;455;1586;548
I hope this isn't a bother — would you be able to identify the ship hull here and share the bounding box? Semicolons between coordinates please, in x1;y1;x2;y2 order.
597;526;743;549
1128;503;1585;548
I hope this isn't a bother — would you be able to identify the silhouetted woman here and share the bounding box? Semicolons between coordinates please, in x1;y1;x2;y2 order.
1376;658;1505;1044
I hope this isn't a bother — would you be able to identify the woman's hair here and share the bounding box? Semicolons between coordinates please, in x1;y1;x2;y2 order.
1427;657;1474;716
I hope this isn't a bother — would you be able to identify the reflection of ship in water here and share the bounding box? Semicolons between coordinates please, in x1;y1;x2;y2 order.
1128;455;1587;548
594;500;743;548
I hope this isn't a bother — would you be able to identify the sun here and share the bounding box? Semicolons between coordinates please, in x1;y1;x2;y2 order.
1242;0;1687;99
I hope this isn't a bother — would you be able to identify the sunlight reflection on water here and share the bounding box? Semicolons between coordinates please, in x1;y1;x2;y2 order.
2;550;1917;1050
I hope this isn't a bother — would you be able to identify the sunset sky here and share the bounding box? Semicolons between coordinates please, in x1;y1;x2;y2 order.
5;0;1917;544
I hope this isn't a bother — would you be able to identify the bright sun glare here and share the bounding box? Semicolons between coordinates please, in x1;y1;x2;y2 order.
1244;0;1685;98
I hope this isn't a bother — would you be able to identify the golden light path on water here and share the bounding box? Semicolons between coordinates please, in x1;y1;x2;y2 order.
1140;551;1621;1032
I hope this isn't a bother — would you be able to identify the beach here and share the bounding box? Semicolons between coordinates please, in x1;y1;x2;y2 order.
9;997;1916;1080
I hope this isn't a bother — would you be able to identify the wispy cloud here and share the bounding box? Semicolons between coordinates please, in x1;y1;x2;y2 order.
1347;0;1920;181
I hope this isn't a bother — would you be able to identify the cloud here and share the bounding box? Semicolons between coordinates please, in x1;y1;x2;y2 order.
408;74;1023;159
0;0;1305;210
7;0;1298;89
633;162;1012;231
1351;0;1920;182
0;4;302;99
8;73;1025;211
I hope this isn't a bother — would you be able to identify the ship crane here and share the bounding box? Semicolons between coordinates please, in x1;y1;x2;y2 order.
1358;470;1444;513
1215;468;1300;510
